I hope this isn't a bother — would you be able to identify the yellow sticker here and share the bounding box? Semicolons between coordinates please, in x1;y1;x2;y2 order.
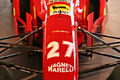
104;7;106;15
84;6;86;19
33;6;36;19
56;30;59;32
13;7;15;16
50;4;70;16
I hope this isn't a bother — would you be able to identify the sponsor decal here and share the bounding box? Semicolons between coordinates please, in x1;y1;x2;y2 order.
13;7;15;16
104;7;106;15
33;6;36;19
48;62;74;73
49;0;71;4
84;6;86;19
52;30;69;33
50;4;70;16
52;6;69;10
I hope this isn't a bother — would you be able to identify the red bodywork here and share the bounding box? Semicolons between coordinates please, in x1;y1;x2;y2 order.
12;0;106;80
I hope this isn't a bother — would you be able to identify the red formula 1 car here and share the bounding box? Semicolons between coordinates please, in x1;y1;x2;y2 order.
2;0;120;80
12;0;106;79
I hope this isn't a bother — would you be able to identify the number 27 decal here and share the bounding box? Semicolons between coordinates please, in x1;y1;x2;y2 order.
47;41;73;59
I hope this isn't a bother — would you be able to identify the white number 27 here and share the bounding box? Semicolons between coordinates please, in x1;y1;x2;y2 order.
47;41;73;59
